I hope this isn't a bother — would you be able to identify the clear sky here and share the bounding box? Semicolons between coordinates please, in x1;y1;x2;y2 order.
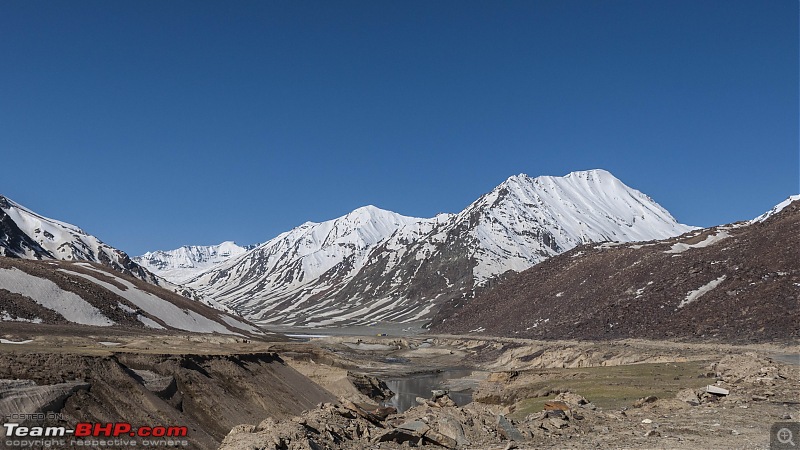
1;0;797;256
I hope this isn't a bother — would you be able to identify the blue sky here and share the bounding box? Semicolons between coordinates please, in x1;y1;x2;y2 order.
1;0;797;255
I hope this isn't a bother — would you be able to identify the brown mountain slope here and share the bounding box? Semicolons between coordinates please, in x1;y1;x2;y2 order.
432;199;800;343
0;257;263;336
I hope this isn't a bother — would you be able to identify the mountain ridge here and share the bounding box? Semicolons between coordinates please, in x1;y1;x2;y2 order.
432;195;800;342
180;169;694;326
0;194;234;313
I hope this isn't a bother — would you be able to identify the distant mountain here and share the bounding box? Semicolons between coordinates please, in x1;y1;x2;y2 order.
134;241;253;285
186;205;429;325
0;257;263;335
186;169;694;327
432;196;800;343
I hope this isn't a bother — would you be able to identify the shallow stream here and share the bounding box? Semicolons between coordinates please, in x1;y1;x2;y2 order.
382;368;476;412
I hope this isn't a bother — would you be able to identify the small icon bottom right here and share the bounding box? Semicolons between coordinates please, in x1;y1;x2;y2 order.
772;422;799;449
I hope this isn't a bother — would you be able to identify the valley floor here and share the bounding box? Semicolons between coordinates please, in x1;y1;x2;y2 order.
0;324;797;449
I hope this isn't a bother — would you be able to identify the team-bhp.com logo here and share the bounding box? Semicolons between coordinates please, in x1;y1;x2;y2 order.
5;422;187;438
4;422;189;447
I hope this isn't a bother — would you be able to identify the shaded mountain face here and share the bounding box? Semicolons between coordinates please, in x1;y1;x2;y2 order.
185;170;693;327
0;195;156;283
432;197;800;343
0;257;263;335
134;241;253;285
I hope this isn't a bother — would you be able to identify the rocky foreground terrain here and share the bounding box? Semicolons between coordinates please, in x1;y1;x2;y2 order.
0;328;334;449
220;336;799;449
0;329;796;449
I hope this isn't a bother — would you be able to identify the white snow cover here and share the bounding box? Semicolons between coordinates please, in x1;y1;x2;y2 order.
138;315;166;329
0;267;114;326
750;195;800;223
185;169;694;326
678;276;727;309
58;268;237;334
466;169;695;282
0;197;131;268
0;196;245;315
1;311;42;323
188;206;425;322
0;339;34;344
134;241;251;285
665;231;730;254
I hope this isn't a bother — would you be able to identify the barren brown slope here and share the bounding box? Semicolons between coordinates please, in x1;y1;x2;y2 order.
432;199;800;343
0;257;263;336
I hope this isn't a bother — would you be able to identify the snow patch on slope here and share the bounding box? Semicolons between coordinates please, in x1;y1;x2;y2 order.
666;231;730;254
59;268;236;334
0;267;114;326
678;276;727;309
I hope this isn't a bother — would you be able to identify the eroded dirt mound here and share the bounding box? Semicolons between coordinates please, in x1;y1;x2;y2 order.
0;351;335;449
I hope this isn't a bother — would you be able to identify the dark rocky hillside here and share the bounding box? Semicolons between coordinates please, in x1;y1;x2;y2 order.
432;200;800;343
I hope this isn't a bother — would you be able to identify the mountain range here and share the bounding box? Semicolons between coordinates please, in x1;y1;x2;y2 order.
139;169;694;327
134;241;253;285
2;169;796;340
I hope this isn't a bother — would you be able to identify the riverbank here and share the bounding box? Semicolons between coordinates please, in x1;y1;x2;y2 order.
256;334;799;449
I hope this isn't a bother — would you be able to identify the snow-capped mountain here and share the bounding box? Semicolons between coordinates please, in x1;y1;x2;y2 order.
134;241;253;285
0;195;156;283
186;206;429;324
433;196;800;342
0;194;236;314
187;170;694;327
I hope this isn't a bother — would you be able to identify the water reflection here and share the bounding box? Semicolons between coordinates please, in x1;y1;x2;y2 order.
383;369;474;412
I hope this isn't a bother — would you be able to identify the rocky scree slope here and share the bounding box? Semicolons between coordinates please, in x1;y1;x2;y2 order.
184;169;692;327
432;196;800;343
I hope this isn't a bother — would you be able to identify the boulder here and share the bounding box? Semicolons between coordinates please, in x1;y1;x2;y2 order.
676;388;700;406
633;396;658;408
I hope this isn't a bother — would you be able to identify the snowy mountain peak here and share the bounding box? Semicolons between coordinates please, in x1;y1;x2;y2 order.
452;169;693;284
343;205;416;227
184;169;694;327
134;241;252;285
